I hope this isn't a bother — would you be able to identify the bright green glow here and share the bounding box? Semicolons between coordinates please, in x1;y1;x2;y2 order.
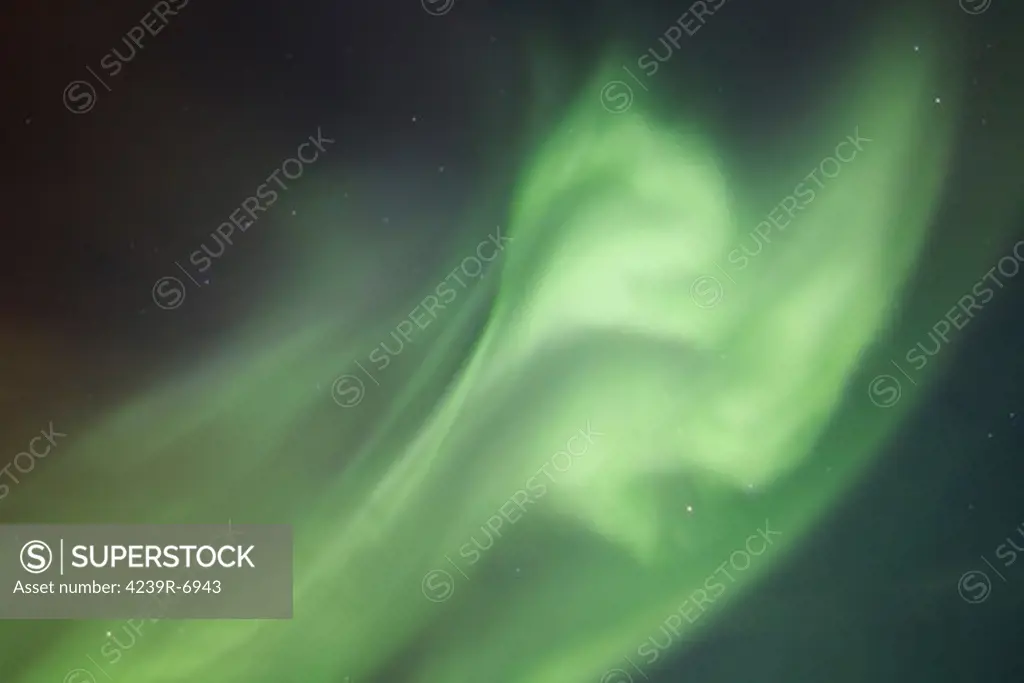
2;14;985;683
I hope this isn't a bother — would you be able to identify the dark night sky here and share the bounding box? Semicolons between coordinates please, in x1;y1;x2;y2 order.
1;0;1023;681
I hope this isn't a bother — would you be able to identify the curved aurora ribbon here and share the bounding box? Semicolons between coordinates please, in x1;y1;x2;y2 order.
4;9;1020;683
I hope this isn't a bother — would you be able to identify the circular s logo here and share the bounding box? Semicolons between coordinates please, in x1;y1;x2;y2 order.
959;0;991;14
421;569;454;602
332;374;365;408
63;80;97;114
421;0;455;16
20;540;53;574
63;669;98;683
152;276;186;310
690;275;724;308
600;669;634;683
868;375;901;408
600;81;634;114
958;570;992;603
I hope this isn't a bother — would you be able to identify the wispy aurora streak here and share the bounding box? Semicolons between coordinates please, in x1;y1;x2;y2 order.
5;11;1000;683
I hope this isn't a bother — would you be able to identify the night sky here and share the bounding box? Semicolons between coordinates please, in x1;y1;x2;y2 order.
2;0;1023;682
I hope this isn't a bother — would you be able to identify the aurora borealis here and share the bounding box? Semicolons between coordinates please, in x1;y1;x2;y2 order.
3;1;1024;682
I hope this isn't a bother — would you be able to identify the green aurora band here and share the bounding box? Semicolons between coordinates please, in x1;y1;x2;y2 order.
3;9;1022;683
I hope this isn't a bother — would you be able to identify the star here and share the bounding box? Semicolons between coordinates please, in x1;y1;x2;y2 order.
411;115;418;123
934;96;942;104
685;505;693;513
913;45;919;52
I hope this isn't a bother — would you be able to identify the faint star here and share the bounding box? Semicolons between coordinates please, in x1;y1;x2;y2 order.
106;631;112;637
291;210;297;216
987;432;993;438
285;53;293;60
411;115;417;123
686;505;693;512
934;97;941;104
913;45;919;52
438;165;445;173
382;217;389;223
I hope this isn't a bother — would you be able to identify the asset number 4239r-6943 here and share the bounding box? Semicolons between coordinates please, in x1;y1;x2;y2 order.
124;579;221;594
